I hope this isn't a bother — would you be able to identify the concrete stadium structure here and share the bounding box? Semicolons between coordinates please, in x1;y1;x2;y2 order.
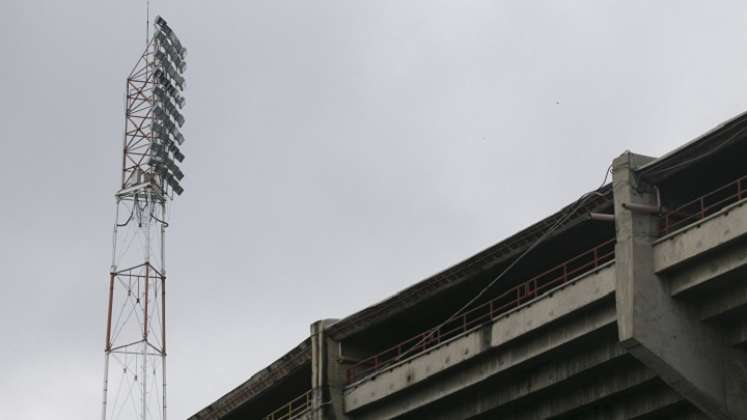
191;113;747;420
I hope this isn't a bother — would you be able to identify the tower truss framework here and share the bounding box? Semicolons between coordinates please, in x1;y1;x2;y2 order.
102;15;187;420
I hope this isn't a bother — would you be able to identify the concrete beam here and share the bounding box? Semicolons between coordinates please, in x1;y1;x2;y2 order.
543;380;685;420
345;304;616;417
543;376;687;419
344;266;615;413
491;263;615;346
509;365;658;420
414;357;655;420
699;280;747;321
664;239;747;297
617;382;683;420
613;151;747;420
653;198;747;273
727;320;747;348
310;319;347;420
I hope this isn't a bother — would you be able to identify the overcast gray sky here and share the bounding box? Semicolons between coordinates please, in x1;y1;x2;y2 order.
2;1;747;419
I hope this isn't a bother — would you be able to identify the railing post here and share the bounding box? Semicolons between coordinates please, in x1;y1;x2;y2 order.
593;247;599;267
527;280;533;298
700;197;706;219
738;178;743;200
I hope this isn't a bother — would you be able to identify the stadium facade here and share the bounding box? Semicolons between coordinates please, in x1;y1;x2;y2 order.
190;112;747;420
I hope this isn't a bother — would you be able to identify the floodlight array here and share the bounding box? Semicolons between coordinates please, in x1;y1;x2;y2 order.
149;15;187;196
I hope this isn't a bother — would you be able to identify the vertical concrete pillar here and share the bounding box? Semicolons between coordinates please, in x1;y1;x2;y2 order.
613;151;747;420
310;319;348;420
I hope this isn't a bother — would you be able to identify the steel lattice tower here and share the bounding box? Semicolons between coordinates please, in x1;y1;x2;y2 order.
102;15;187;420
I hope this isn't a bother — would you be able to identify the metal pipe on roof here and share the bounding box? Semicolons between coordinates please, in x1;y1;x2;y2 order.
622;186;661;214
589;212;615;222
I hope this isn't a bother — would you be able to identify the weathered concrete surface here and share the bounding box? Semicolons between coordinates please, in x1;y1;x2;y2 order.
490;362;656;420
698;280;747;321
347;321;621;419
188;339;311;420
662;235;747;297
563;380;684;420
491;262;614;347
728;320;747;348
653;198;747;274
344;265;616;415
613;151;747;420
311;319;347;420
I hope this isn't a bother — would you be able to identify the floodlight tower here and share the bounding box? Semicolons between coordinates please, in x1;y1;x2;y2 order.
101;15;187;420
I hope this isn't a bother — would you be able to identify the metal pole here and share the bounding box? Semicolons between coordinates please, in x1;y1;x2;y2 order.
142;338;148;420
146;0;151;47
142;195;152;420
144;264;150;341
161;200;167;420
103;198;121;420
161;200;166;277
105;273;115;353
111;199;120;272
162;355;167;420
143;264;150;420
102;353;111;420
121;82;129;189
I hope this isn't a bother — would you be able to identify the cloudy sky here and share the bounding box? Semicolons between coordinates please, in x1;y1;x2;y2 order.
2;1;747;419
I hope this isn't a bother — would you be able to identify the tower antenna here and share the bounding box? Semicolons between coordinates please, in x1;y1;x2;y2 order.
101;14;188;420
146;0;151;44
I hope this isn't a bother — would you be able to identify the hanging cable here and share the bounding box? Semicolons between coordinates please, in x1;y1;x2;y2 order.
117;204;136;227
392;164;614;363
643;124;747;181
150;209;169;227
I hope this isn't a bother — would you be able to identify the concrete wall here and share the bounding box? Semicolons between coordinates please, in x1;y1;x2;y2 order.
344;264;616;417
199;150;747;420
613;152;747;420
322;152;747;420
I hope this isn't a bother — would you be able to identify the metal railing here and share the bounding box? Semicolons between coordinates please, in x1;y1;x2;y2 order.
346;238;616;384
659;175;747;236
262;390;312;420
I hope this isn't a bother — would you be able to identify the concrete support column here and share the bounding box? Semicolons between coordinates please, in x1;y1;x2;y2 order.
310;319;348;420
612;151;747;420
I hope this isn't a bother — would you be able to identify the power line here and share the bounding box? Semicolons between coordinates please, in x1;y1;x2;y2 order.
643;124;747;180
393;164;613;363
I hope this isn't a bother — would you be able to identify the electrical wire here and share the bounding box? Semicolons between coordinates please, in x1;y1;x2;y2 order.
392;164;614;363
600;163;613;187
643;124;747;180
117;205;135;227
150;209;169;227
